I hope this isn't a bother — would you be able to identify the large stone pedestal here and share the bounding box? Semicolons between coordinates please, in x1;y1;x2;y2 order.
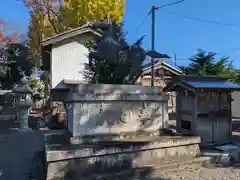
65;84;169;139
46;84;201;179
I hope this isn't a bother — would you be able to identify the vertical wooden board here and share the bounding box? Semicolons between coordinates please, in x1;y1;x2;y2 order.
179;91;193;112
167;91;176;113
220;91;230;109
66;103;73;135
196;117;213;143
192;92;198;134
176;89;181;132
214;118;231;144
161;102;168;129
207;91;214;111
197;91;208;114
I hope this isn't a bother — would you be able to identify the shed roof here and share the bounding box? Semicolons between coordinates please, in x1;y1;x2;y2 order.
164;75;240;92
142;60;182;75
41;23;102;47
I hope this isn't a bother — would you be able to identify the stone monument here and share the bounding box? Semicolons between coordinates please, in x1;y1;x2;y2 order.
64;84;169;143
47;83;202;180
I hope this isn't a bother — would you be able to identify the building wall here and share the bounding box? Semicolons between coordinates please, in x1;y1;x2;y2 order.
51;41;89;88
195;91;231;144
139;76;176;113
232;91;240;118
140;78;161;87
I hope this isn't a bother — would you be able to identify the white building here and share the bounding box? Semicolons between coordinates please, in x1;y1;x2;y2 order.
41;24;101;89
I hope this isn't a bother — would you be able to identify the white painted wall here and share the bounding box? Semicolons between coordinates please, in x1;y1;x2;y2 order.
51;41;89;88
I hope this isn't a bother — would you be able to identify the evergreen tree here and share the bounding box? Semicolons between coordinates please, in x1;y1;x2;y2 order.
179;49;240;83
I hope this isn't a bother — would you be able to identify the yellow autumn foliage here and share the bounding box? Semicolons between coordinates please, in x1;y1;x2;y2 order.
43;0;125;33
28;0;125;67
64;0;125;22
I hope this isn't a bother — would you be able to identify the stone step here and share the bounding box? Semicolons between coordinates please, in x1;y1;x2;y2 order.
46;136;200;162
46;136;201;180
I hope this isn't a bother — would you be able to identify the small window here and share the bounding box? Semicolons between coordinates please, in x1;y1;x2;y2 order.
181;120;191;130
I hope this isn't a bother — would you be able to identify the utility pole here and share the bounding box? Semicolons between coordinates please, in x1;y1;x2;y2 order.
174;53;177;67
150;1;184;87
151;6;156;87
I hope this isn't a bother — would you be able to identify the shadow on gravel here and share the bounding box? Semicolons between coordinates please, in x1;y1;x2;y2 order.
201;154;240;169
52;163;171;180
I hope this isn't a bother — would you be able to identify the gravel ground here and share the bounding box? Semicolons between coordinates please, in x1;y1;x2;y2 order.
148;164;240;180
140;119;240;180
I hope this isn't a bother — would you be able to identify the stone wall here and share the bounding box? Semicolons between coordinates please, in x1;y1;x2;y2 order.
65;84;169;137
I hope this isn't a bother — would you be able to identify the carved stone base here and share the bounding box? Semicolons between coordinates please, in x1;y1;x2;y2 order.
46;135;201;180
69;131;161;144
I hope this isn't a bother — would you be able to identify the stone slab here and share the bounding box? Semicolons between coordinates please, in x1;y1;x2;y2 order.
65;84;168;103
46;136;201;180
69;101;167;136
47;136;201;162
69;130;160;144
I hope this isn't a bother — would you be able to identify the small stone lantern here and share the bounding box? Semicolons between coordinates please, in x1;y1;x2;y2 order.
12;78;33;130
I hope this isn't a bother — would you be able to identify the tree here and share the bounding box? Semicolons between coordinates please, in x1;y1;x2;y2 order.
0;18;22;44
0;43;33;89
22;0;126;67
179;49;239;82
27;5;45;68
84;21;152;84
0;17;32;89
58;0;125;28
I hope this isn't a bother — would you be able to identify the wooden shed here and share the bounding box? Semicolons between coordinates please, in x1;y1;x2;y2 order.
164;75;240;146
138;60;183;114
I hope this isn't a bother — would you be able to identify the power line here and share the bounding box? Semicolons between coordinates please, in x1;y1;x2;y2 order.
125;10;151;38
127;1;185;37
135;10;152;32
175;58;189;61
165;11;240;28
150;0;185;87
155;0;185;10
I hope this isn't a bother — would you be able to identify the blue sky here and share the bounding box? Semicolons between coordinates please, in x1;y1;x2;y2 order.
1;0;240;67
